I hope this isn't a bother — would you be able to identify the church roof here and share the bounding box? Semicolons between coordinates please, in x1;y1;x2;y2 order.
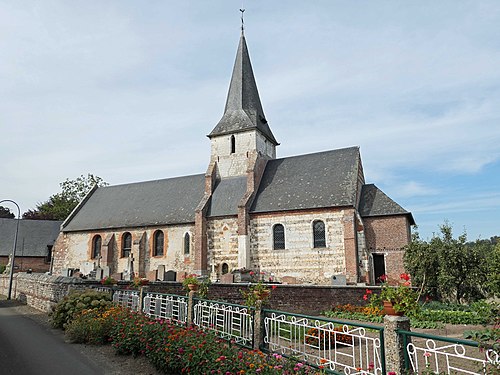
62;174;205;232
207;176;247;217
250;147;361;213
359;184;415;225
0;218;62;257
61;147;414;231
208;33;278;145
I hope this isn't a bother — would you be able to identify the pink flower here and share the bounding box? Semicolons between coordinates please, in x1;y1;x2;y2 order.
424;352;431;357
388;372;397;375
379;274;388;282
249;271;255;276
365;289;373;294
363;294;368;300
272;285;277;290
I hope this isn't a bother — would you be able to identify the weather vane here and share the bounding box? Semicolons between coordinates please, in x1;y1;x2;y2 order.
240;7;245;33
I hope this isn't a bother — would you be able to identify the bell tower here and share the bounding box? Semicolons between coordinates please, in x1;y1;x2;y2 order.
207;30;279;177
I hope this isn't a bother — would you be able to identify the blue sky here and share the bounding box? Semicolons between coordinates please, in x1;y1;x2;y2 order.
1;1;499;241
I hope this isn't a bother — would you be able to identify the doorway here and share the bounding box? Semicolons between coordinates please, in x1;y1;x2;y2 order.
372;254;386;284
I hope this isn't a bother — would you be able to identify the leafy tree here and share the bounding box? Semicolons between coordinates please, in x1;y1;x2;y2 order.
404;223;495;303
0;206;15;218
403;229;439;299
436;225;487;302
486;242;500;297
23;174;108;221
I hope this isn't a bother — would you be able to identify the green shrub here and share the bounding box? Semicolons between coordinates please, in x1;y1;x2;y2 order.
0;264;6;274
65;309;108;344
50;289;112;329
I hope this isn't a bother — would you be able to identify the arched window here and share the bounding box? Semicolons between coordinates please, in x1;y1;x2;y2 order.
184;233;190;255
153;230;164;256
273;224;285;250
92;235;102;259
230;135;236;154
222;263;229;275
313;220;326;248
122;232;132;258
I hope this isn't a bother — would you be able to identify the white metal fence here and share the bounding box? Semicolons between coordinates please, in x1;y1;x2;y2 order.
112;289;140;311
264;310;384;375
400;330;500;375
193;299;254;347
143;293;188;325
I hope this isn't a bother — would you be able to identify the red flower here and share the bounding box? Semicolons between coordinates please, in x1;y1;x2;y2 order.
272;285;277;290
365;289;372;294
363;294;368;300
400;273;410;281
249;271;255;276
379;274;388;282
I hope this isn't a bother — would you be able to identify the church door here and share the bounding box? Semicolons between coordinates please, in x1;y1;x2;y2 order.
372;254;385;284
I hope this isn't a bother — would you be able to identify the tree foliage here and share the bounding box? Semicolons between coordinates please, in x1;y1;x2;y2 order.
404;223;498;303
0;206;15;218
22;174;108;221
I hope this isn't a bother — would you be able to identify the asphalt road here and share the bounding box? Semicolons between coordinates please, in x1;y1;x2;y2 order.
0;299;104;375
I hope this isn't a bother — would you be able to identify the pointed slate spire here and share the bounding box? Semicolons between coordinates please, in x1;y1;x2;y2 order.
208;32;278;145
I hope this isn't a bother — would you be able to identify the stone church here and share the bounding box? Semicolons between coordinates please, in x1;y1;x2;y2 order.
52;31;414;285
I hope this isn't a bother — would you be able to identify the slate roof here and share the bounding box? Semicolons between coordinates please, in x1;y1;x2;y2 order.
0;218;62;257
208;33;278;145
206;176;247;217
359;184;415;225
250;147;361;213
62;174;205;232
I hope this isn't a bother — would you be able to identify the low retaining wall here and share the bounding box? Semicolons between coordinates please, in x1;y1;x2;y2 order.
0;273;99;312
0;272;379;315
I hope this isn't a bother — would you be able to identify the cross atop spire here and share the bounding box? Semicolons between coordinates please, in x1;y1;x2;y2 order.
240;8;245;34
208;33;278;145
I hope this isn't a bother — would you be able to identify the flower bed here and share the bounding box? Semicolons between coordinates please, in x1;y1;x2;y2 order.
59;302;324;374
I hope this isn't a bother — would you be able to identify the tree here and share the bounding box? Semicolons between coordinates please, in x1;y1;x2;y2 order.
404;222;495;303
403;229;439;299
22;174;108;221
0;206;15;218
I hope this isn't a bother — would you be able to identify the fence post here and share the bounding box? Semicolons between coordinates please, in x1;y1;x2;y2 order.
253;300;264;350
139;286;148;312
187;290;196;326
383;315;411;374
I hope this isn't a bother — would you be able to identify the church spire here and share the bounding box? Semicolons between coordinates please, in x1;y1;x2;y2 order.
208;31;278;145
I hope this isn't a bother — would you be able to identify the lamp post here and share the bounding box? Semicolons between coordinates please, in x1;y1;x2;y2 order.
0;199;21;300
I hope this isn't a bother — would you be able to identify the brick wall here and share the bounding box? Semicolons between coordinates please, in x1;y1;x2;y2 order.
363;215;411;283
145;282;377;315
0;255;49;273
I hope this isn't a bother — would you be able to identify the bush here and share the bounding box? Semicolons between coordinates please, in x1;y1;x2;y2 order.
65;306;123;344
50;289;112;329
0;264;6;274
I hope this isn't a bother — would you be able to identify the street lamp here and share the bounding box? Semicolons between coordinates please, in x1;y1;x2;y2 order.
0;199;21;300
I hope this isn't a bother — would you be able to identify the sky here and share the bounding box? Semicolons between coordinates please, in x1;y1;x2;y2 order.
1;1;499;241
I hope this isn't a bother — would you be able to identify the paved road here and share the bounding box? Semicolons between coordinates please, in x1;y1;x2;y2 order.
0;299;104;375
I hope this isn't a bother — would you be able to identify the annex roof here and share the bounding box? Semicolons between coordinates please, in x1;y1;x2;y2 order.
208;33;278;145
358;184;415;225
0;218;62;257
62;174;206;232
250;147;361;213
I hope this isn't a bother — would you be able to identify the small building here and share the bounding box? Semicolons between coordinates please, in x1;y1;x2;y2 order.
0;218;62;273
52;30;414;285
